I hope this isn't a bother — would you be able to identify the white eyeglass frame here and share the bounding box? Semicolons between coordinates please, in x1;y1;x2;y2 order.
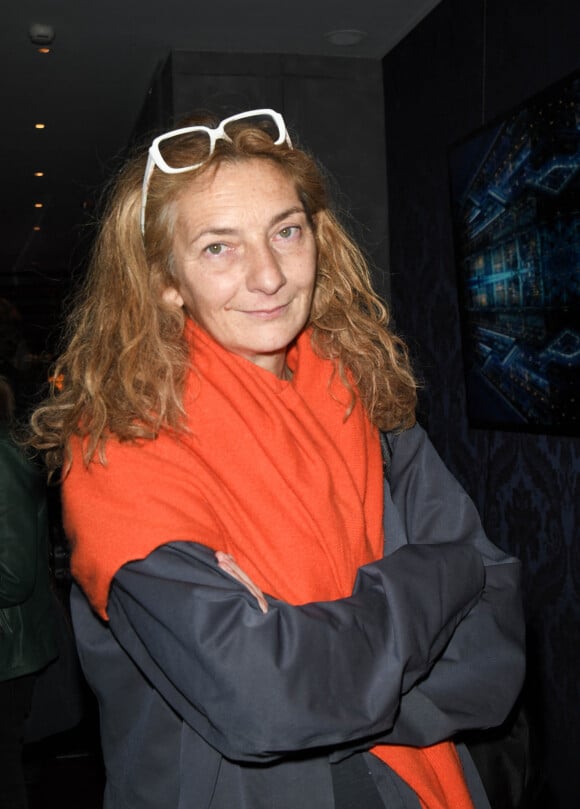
139;108;292;235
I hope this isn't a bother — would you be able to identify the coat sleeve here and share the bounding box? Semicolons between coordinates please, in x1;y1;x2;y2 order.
107;537;484;762
0;438;40;607
371;423;526;748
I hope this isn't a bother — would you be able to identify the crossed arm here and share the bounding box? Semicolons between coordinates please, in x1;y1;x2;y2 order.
105;424;525;762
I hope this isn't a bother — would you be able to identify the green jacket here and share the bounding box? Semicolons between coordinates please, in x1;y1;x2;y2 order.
0;428;57;680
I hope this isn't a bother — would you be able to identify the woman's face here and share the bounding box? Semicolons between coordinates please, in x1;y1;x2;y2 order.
166;159;317;378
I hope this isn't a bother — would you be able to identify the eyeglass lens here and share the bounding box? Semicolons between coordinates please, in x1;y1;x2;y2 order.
157;130;213;170
223;113;282;142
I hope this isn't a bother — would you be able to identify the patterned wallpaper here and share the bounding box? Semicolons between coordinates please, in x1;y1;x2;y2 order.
382;1;580;805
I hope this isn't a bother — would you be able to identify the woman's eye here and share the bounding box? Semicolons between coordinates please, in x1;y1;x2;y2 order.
205;243;226;256
278;226;299;240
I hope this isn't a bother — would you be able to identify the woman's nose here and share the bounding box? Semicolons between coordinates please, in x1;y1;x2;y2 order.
245;243;286;294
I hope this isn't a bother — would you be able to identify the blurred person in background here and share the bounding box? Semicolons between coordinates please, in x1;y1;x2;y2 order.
0;375;57;809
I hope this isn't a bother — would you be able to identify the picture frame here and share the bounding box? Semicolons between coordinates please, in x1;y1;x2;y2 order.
448;69;580;435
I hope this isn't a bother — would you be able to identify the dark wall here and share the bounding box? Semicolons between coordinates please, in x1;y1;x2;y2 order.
382;2;580;806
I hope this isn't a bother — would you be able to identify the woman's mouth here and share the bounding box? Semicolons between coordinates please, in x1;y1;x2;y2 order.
242;303;289;319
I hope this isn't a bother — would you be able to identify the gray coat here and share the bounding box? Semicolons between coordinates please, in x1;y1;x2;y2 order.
71;423;525;808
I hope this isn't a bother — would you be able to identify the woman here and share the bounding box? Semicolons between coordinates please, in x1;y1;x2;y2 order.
29;109;524;809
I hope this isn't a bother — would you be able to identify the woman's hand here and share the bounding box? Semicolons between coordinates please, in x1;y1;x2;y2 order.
215;551;269;613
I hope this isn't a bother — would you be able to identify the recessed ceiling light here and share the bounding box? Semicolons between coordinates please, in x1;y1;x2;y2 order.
34;123;46;129
29;23;55;46
34;202;43;208
34;171;44;177
324;29;368;46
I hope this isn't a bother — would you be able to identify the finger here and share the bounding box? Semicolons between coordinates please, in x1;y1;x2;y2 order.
215;551;235;564
215;553;269;613
222;560;263;604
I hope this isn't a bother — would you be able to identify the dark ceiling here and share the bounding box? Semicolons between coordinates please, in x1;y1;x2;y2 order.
0;0;440;353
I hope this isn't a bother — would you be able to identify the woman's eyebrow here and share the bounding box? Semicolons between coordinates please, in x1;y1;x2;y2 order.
269;206;307;227
191;226;237;242
188;207;307;245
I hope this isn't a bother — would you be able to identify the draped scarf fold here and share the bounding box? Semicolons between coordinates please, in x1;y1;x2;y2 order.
64;321;474;809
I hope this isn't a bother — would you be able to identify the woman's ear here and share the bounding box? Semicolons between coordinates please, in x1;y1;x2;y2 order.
162;286;184;308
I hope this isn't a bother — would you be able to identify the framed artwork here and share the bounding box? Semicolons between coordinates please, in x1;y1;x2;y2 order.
449;69;580;435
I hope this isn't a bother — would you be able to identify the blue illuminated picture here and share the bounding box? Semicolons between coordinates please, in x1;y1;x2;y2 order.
449;70;580;435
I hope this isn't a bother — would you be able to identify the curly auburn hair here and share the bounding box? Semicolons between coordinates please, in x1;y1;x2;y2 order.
29;112;416;475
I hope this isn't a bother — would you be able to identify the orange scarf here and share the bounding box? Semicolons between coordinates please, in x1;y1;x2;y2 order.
63;321;474;809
